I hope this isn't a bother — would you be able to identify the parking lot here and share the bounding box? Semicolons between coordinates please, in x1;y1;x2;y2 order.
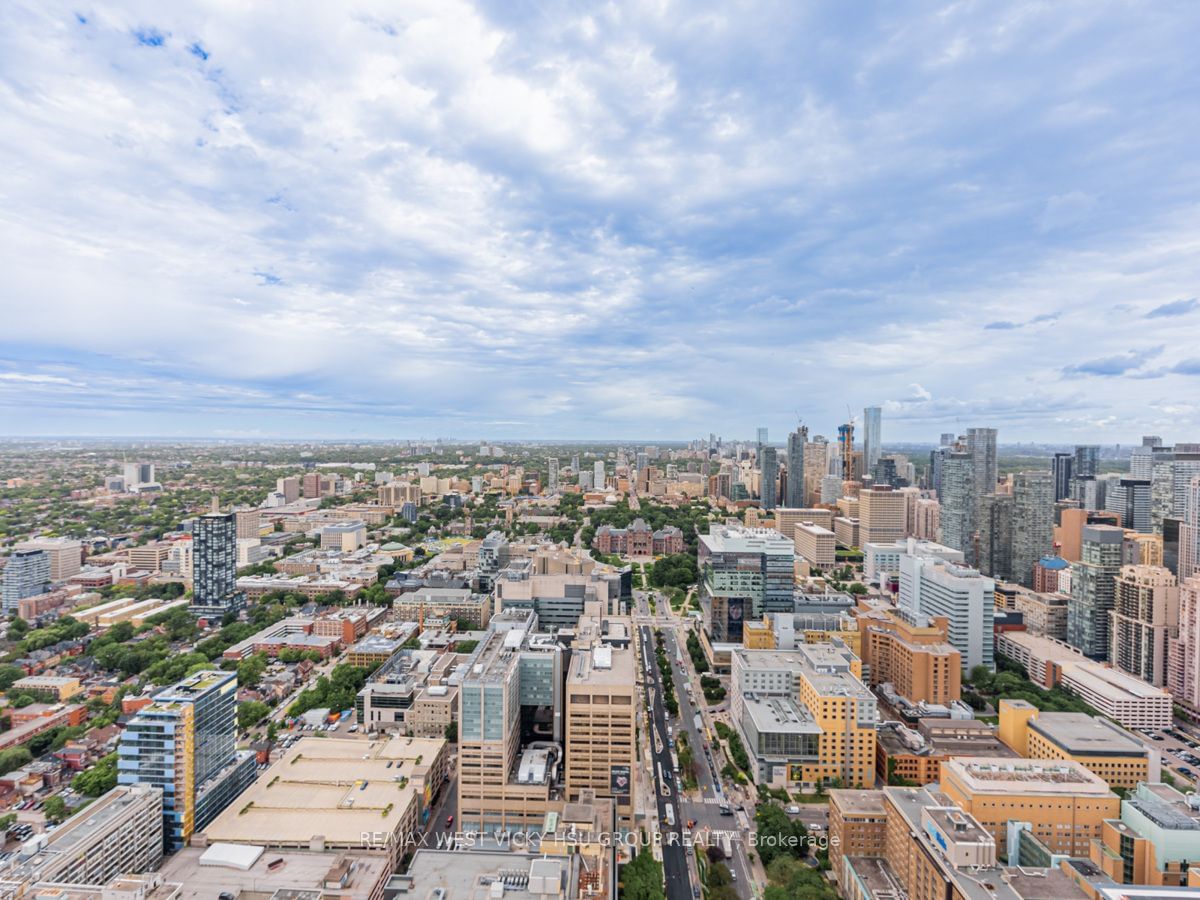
1134;726;1200;787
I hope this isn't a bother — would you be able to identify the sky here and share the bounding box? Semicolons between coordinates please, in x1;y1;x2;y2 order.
2;2;1199;443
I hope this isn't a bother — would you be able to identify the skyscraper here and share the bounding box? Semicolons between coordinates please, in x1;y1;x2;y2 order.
785;425;807;508
1051;452;1074;502
593;459;605;491
1067;525;1124;660
1168;575;1200;714
547;457;559;494
760;447;778;510
899;554;995;670
117;670;256;851
1130;436;1161;481
1106;478;1152;533
188;511;245;618
966;427;998;522
1;549;50;613
1074;445;1099;478
1011;471;1055;587
1110;565;1178;687
862;406;882;476
977;494;1014;581
938;451;975;556
1180;476;1200;581
838;422;855;481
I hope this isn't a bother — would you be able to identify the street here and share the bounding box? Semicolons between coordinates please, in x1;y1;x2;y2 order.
638;622;696;900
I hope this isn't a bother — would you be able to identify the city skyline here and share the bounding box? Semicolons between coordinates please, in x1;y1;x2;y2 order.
3;3;1200;440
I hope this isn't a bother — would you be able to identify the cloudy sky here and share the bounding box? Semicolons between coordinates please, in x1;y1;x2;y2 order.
2;2;1199;443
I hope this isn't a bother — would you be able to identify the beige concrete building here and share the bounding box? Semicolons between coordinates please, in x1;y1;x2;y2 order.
234;507;262;540
833;516;860;548
858;487;908;545
775;508;833;542
457;613;565;833
1110;564;1179;687
14;537;82;583
202;736;448;870
793;522;836;567
565;612;636;824
940;757;1119;858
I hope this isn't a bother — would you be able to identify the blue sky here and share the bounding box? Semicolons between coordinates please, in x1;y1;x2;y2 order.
2;2;1199;442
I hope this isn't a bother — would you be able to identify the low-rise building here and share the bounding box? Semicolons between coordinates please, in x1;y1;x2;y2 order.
998;699;1158;789
11;675;83;702
0;784;162;890
201;736;448;871
875;717;1016;786
392;587;493;629
345;635;402;668
940;756;1120;858
1091;781;1200;887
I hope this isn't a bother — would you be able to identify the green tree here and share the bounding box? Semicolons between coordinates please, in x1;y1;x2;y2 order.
620;848;665;900
42;795;68;824
237;701;270;730
0;747;33;776
0;666;25;692
444;721;458;743
6;617;29;641
73;753;118;796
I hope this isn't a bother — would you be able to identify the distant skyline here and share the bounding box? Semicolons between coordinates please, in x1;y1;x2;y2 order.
2;3;1199;442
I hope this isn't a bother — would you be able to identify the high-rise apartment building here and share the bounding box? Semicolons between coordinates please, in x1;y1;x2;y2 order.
966;427;998;526
1;548;51;613
547;457;559;494
1168;575;1200;715
1152;445;1200;534
1110;565;1179;687
1107;478;1152;533
302;471;322;499
899;554;995;670
13;536;82;583
233;507;261;541
977;493;1013;581
1067;524;1125;660
785;426;806;508
1181;476;1200;581
1130;436;1162;480
276;475;300;503
699;525;794;643
1011;471;1054;587
938;451;975;556
803;437;828;505
593;459;605;491
188;511;245;617
862;406;882;476
1051;452;1075;501
117;670;256;851
837;422;855;481
760;446;778;510
1074;445;1100;479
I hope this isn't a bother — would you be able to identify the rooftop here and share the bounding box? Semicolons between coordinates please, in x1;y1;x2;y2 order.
743;696;821;735
829;789;887;816
160;845;388;900
1029;712;1147;757
392;850;577;900
202;736;446;846
944;757;1113;795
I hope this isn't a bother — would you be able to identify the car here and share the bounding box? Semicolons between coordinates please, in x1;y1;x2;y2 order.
446;815;454;827
731;870;737;882
786;805;801;815
718;805;733;816
1152;735;1165;741
1180;768;1193;776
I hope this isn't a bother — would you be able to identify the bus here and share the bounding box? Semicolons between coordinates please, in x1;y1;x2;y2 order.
664;804;675;828
721;833;733;859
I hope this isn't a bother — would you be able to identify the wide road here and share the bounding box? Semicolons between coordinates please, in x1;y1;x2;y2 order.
639;624;694;900
659;626;754;897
